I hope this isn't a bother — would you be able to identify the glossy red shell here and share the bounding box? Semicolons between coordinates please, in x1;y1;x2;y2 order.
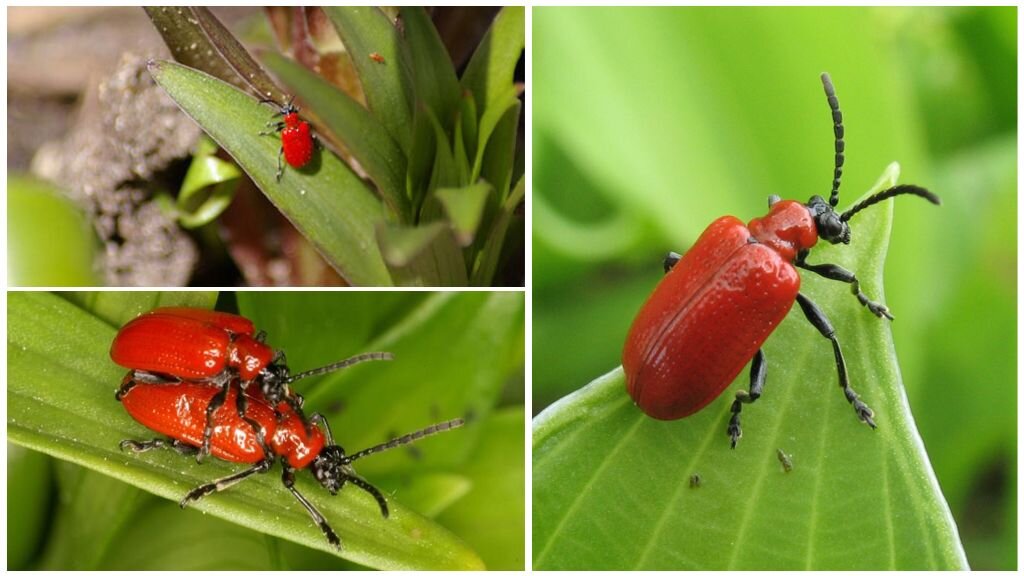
623;216;802;420
110;307;273;382
120;380;325;468
281;113;313;168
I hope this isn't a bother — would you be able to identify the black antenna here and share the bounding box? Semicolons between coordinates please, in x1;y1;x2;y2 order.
821;73;845;208
285;352;394;384
342;418;465;464
840;184;941;222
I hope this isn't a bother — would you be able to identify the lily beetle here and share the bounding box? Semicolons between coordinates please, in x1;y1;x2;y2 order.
118;376;463;549
259;97;314;181
111;306;392;461
622;73;940;447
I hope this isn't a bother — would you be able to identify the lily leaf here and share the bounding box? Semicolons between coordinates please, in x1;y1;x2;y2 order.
532;165;968;570
175;137;243;229
149;60;393;286
472;175;523;286
7;292;484;570
324;7;414;155
398;7;462;131
261;52;410;223
436;182;492;246
461;6;525;112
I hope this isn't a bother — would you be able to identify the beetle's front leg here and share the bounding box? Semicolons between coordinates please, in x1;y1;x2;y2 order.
795;252;892;320
795;293;876;428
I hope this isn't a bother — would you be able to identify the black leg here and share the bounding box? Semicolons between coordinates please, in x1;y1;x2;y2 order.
796;253;892;320
120;437;198;456
199;381;231;463
281;464;341;549
274;146;284;182
345;474;390;518
663;252;682;273
308;412;334;445
795;293;876;428
180;458;273;508
233;385;273;462
727;348;766;448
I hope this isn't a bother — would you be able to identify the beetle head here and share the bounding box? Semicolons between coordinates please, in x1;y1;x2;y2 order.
310;445;353;494
806;195;851;245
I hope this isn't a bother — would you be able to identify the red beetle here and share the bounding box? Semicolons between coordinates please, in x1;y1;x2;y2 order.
260;97;314;181
117;376;463;549
622;73;940;447
111;306;392;461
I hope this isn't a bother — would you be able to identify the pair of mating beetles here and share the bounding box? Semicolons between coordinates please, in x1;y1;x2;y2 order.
111;306;462;549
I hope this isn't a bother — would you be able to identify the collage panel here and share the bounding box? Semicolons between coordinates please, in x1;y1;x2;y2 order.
531;5;1015;572
8;291;525;569
9;7;524;288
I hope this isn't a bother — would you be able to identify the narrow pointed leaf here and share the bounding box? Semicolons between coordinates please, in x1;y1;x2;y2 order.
398;7;462;130
149;60;393;286
189;7;288;103
472;176;524;286
436;182;492;246
532;167;967;570
261;52;410;222
471;90;520;183
324;7;414;155
461;6;525;112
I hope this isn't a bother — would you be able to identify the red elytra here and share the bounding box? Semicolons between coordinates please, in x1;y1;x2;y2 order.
111;307;272;382
119;378;323;468
622;73;940;448
117;376;464;549
280;110;313;169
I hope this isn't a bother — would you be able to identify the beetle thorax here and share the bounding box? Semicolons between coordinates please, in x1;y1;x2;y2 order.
747;200;818;261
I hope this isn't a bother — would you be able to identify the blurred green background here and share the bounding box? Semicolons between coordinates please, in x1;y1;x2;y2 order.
533;6;1015;570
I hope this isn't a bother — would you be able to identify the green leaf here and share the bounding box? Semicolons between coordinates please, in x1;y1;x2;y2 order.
436;182;492;246
472;176;524;286
377;221;446;269
471;90;520;184
102;500;281;569
479;100;520;205
148;60;393;286
461;6;525;112
144;7;252;95
188;7;288;103
532;167;968;570
61;291;217;327
8;175;100;287
373;472;472;519
459;90;480;164
8;444;53;569
398;7;462;130
324;7;414;155
39;463;147;569
437;408;526;570
299;292;525;475
174;137;243;229
261;52;410;223
7;292;485;570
